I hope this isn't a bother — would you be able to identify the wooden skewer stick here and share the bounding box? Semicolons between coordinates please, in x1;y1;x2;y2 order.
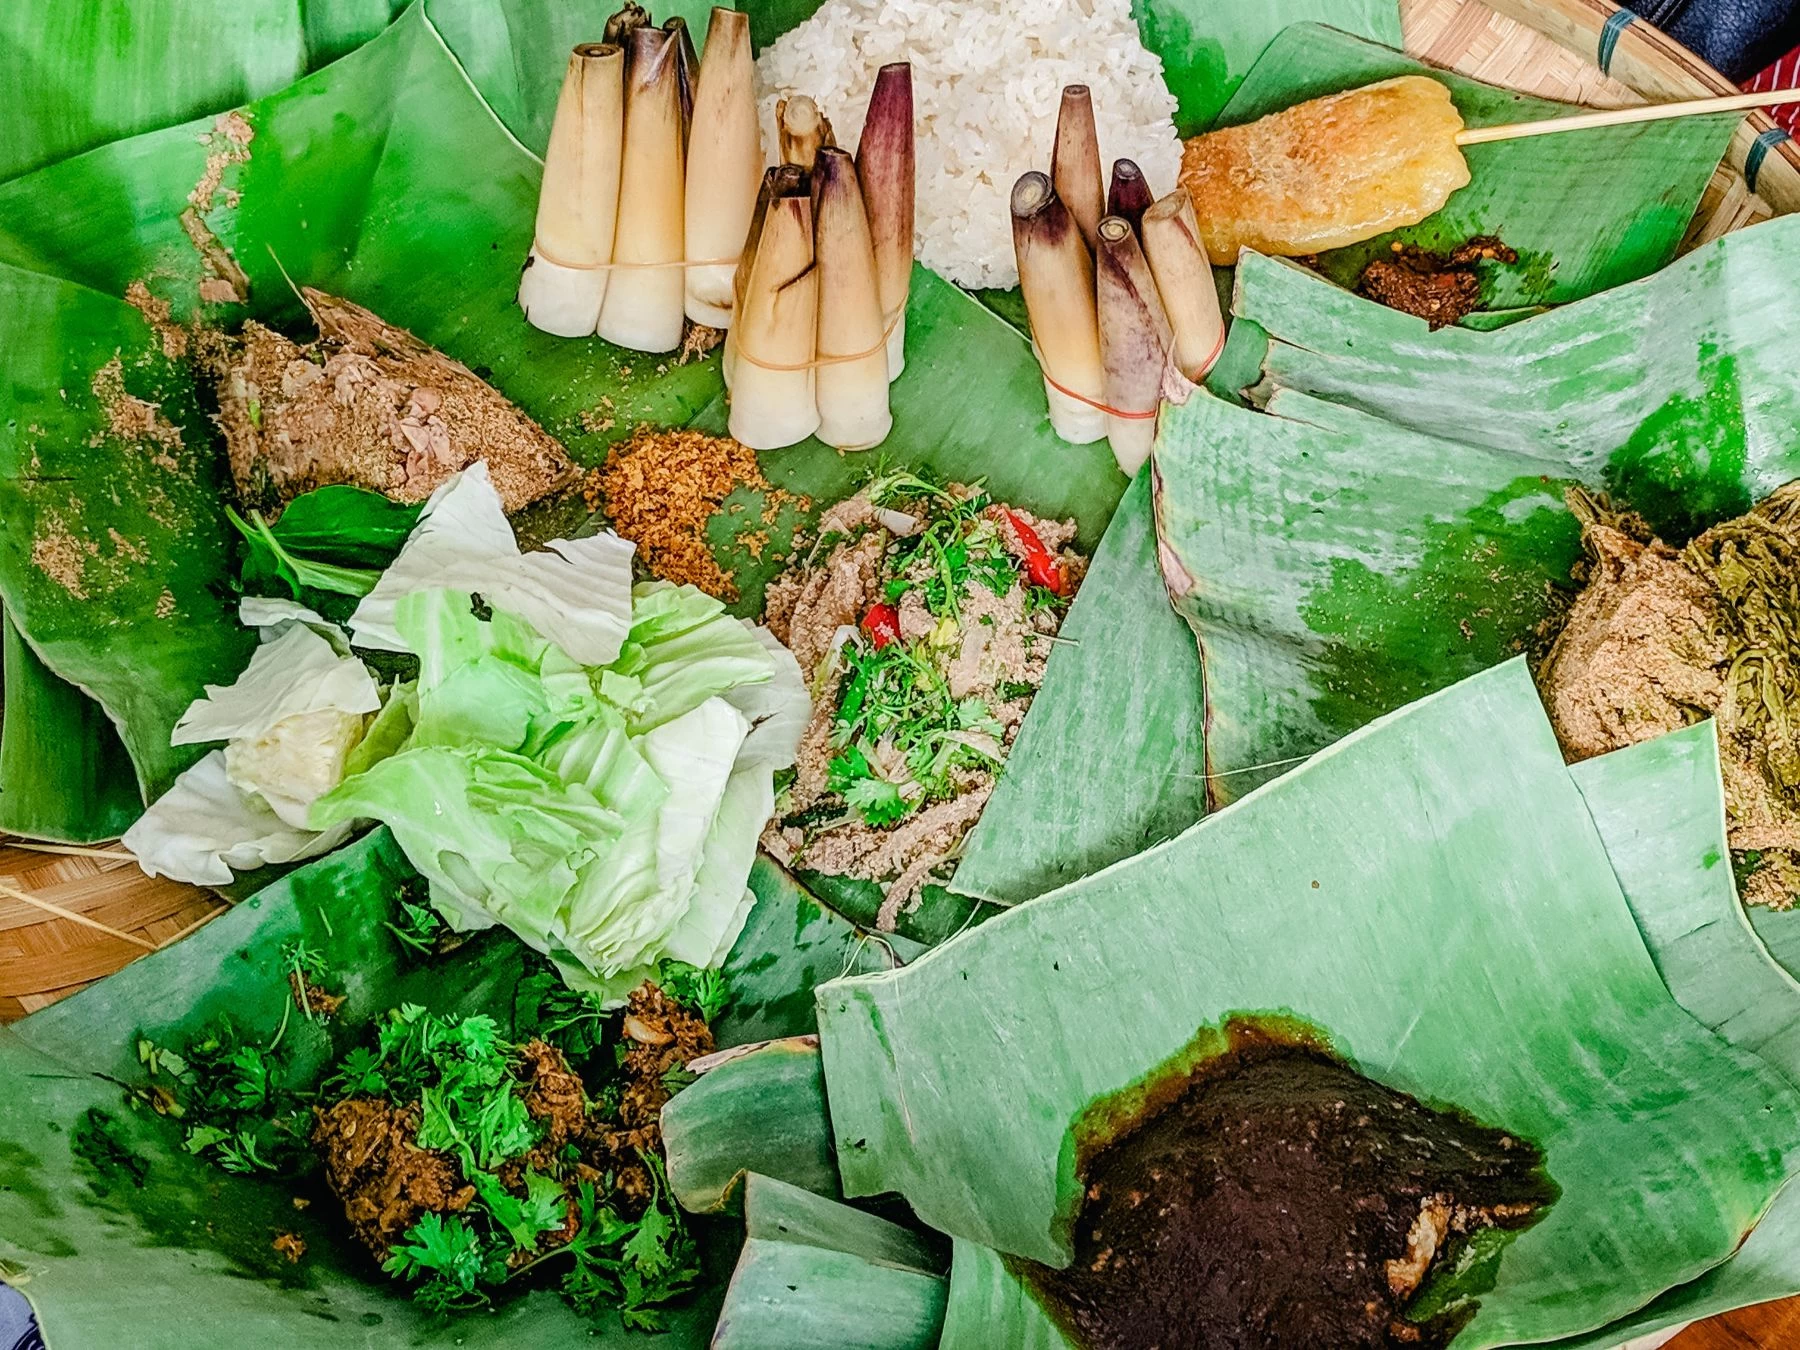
1458;88;1800;146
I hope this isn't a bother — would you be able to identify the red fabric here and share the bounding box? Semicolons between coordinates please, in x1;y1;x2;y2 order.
1745;46;1800;134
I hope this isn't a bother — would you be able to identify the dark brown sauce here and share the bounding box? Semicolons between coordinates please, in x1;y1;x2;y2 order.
1355;237;1520;329
1024;1020;1556;1349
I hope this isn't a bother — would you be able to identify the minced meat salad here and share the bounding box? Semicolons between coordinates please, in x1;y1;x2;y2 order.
761;475;1086;926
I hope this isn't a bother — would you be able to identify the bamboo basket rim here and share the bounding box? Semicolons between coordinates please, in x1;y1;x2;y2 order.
3;0;1793;1023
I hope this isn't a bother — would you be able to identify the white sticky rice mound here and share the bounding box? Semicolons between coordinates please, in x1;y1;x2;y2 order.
755;0;1182;290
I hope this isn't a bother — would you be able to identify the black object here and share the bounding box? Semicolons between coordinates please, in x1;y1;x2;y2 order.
1626;0;1800;82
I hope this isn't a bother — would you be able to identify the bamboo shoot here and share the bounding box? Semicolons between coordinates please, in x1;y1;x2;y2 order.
858;62;914;381
730;183;820;450
778;95;834;167
685;8;762;328
1011;172;1104;445
1140;191;1224;384
596;25;687;353
1095;214;1172;475
1052;85;1104;250
518;43;623;338
1106;159;1153;236
813;147;891;450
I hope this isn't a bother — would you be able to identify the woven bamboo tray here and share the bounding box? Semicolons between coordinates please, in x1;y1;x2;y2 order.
2;0;1795;1024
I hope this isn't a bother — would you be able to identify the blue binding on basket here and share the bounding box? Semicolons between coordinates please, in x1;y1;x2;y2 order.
1598;9;1639;75
1746;125;1795;193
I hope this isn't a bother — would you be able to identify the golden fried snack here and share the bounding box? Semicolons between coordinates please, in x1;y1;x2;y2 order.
1179;76;1472;265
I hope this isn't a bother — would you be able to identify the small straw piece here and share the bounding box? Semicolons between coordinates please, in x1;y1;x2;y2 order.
1107;159;1153;236
812;147;892;450
0;877;157;951
1141;190;1224;383
685;8;761;327
1095;214;1172;474
596;26;687;353
859;62;914;381
665;16;699;146
1011;172;1104;445
1053;85;1104;250
519;43;624;337
729;180;820;449
778;95;834;167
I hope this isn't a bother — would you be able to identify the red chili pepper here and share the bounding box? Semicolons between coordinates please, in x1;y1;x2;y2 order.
1002;509;1067;595
861;602;902;649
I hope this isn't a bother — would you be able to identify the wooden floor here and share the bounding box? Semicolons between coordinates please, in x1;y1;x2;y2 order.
1673;1298;1800;1347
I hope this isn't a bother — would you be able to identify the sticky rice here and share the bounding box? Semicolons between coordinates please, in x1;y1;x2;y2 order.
755;0;1181;289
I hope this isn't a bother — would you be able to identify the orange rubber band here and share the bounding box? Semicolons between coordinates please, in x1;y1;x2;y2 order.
732;306;903;373
531;237;740;271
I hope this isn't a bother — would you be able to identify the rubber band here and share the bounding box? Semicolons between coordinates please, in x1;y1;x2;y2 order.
1746;126;1794;196
530;237;740;271
732;306;903;373
1596;10;1636;76
1034;326;1228;420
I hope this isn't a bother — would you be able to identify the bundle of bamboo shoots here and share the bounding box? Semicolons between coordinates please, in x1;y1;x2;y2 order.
727;63;914;452
1014;84;1223;474
519;6;762;352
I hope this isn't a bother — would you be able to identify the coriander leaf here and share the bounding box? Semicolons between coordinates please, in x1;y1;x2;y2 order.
845;776;909;827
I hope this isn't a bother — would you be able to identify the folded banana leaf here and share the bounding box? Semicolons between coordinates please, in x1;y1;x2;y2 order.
0;826;900;1345
0;3;1127;844
711;1174;945;1350
1533;725;1800;1346
928;720;1800;1349
1218;25;1738;309
950;467;1208;906
663;1038;840;1214
1159;221;1800;799
817;660;1800;1347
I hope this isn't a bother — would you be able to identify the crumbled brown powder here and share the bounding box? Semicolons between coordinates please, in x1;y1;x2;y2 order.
155;589;177;618
31;519;97;598
184;111;255;305
596;426;789;599
210;288;573;514
90;357;183;471
124;281;189;359
107;529;147;562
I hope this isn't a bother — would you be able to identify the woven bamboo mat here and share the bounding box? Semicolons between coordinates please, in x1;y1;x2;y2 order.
1401;0;1642;106
0;835;226;1021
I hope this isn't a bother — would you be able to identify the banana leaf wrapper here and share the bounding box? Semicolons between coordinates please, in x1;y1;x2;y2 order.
711;1174;945;1350
0;4;1128;843
1161;219;1800;807
0;826;901;1345
817;660;1800;1347
930;721;1800;1348
1215;25;1738;311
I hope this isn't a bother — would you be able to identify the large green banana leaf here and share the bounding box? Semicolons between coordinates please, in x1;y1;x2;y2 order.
1217;25;1737;311
0;826;908;1346
711;1174;946;1350
0;3;1128;843
816;659;1800;1347
927;721;1800;1349
1158;220;1800;801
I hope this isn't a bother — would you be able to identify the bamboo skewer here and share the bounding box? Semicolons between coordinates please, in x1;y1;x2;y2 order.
1458;87;1800;145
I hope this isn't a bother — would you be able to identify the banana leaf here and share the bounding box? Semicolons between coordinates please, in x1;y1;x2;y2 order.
816;660;1800;1347
950;466;1208;906
0;821;913;1345
1158;220;1800;798
1533;724;1800;1346
0;2;1128;844
712;1174;946;1350
0;0;406;184
1216;25;1738;310
663;1038;841;1214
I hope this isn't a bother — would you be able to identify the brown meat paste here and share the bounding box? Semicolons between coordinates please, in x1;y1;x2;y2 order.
1355;237;1518;329
1539;484;1800;907
1027;1033;1555;1350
